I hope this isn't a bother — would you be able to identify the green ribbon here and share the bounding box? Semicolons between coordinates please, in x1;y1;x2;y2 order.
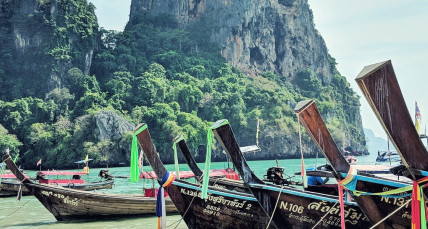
13;154;19;163
353;184;413;197
130;124;147;183
172;135;184;180
421;186;427;229
201;119;229;199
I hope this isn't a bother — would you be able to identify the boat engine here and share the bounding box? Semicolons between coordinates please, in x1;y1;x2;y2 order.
263;166;291;185
99;170;113;180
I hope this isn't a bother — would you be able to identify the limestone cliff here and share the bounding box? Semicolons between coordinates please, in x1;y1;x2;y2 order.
0;0;98;99
130;0;330;83
129;0;367;158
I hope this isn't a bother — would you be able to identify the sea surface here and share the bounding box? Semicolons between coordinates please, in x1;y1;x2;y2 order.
0;153;391;228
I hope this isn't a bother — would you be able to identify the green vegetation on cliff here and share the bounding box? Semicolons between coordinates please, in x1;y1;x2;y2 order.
0;3;365;169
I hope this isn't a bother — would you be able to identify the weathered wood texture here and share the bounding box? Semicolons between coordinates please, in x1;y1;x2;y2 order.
356;60;428;170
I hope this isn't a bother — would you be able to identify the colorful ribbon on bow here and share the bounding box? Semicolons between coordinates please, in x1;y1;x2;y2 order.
156;171;175;229
412;177;428;229
337;166;418;229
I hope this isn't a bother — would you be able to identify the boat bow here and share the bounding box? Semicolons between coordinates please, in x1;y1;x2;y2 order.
355;60;428;171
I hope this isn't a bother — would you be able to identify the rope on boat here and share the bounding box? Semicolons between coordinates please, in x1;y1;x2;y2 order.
168;181;204;229
0;196;34;221
265;185;285;229
297;117;307;188
311;200;339;229
369;198;412;229
168;176;222;228
169;194;197;229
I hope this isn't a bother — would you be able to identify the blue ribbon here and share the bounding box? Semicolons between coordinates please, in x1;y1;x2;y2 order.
156;171;173;217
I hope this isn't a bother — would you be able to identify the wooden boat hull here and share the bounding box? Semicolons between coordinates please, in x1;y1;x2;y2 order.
22;182;177;221
2;155;177;221
248;184;369;228
211;121;372;228
167;180;272;229
59;180;114;191
135;124;275;229
305;184;338;196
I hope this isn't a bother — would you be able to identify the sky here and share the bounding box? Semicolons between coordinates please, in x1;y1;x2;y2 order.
89;0;428;139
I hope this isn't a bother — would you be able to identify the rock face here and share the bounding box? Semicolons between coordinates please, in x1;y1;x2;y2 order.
92;110;135;166
0;0;97;99
129;0;367;159
130;0;331;83
94;110;134;142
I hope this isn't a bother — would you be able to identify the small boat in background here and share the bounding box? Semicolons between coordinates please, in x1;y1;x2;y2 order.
35;170;114;191
32;156;114;191
139;168;241;197
0;172;31;197
343;151;358;164
375;151;401;163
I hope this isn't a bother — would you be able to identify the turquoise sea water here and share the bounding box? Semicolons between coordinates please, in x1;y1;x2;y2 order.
0;153;387;228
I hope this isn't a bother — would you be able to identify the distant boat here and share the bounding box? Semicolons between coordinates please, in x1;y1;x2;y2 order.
345;155;358;164
1;168;113;197
35;170;114;191
0;172;31;197
343;151;358;164
375;151;401;163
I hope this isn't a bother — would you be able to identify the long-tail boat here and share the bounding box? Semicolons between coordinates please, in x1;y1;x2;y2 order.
2;154;177;221
294;99;414;229
134;123;276;229
211;120;371;228
355;60;428;177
